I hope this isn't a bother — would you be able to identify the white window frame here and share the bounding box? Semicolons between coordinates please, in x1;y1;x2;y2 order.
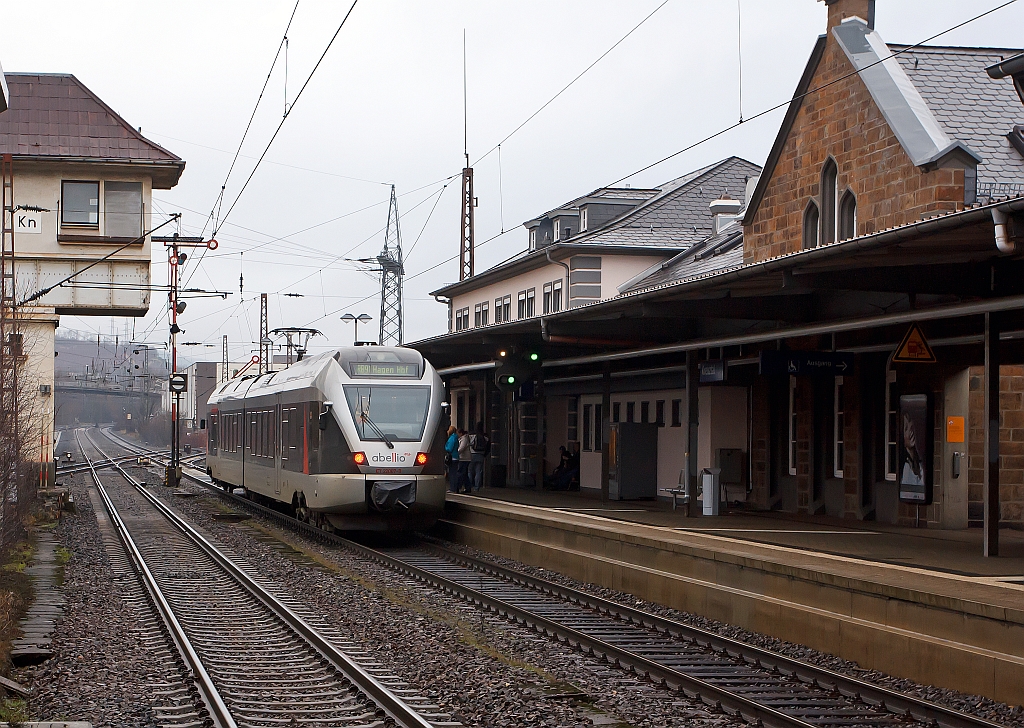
788;375;798;476
884;368;898;481
834;375;845;478
580;207;588;231
530;228;537;248
554;220;561;241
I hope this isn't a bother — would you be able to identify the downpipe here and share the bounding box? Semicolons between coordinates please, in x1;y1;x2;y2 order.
992;207;1014;254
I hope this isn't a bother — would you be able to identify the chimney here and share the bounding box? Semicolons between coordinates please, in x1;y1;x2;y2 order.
820;0;875;30
709;193;743;235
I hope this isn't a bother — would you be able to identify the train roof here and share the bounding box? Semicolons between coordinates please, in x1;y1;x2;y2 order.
207;346;428;405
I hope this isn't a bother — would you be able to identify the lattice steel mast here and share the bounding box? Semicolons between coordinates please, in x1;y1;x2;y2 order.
377;185;404;346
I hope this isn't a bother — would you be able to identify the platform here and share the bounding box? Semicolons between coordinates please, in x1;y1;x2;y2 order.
438;488;1024;705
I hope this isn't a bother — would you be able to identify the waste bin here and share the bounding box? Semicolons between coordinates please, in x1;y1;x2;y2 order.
701;467;722;516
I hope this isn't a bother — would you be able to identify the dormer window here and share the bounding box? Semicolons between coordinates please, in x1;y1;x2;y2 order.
820;158;838;245
803;200;820;250
562;225;571;240
530;228;537;249
580;208;588;231
838;190;856;241
553;220;560;241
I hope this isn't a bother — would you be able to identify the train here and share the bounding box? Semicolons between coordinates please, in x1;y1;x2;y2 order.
205;346;449;531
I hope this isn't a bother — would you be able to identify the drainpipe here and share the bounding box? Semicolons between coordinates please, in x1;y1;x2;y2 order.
545;248;571;309
434;294;452;332
993;207;1014;254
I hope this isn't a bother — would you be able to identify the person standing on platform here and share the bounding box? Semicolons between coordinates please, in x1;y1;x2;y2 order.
469;423;490;493
457;428;472;494
445;425;460;492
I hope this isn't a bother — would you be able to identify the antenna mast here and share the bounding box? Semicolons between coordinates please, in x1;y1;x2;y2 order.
378;185;404;346
459;30;475;281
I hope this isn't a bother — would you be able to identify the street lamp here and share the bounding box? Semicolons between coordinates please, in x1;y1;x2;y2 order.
341;313;372;345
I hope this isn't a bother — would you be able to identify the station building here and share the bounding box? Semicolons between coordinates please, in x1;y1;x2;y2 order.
412;0;1024;553
0;73;185;480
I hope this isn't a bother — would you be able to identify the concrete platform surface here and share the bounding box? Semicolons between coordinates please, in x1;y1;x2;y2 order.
440;488;1024;705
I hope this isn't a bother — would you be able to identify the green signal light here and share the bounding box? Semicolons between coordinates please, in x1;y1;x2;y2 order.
506;376;516;384
529;353;539;361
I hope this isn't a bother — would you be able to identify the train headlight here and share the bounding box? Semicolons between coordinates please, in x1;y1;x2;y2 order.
415;452;428;466
353;452;367;465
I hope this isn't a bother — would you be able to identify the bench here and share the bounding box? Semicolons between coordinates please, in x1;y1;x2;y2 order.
659;487;689;510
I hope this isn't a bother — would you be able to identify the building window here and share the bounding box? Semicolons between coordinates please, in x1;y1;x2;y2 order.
502;295;511;322
884;369;898;481
474;303;482;327
821;158;838;245
803;200;820;250
626;402;635;423
517;290;527;319
839;190;856;241
594;404;603;450
543;282;552;314
834;376;845;478
552;279;563;312
671;399;682;427
580;207;588;231
526;288;535;317
530;228;537;248
554;219;561;242
62;180;100;226
104;181;143;237
612;402;621;423
582;404;592;451
788;375;798;476
455;307;470;331
494;297;502;324
640;401;650;423
656;400;665;427
480;301;488;326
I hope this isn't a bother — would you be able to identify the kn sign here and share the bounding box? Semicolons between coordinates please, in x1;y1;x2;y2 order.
168;373;188;393
15;210;41;234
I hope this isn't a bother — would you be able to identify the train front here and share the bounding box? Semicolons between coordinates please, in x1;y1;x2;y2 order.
316;347;448;530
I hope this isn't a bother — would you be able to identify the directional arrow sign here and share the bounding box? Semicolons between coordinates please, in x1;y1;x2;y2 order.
169;373;188;393
759;351;854;377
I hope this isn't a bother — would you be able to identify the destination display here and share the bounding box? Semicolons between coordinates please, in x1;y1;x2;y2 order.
349;362;419;378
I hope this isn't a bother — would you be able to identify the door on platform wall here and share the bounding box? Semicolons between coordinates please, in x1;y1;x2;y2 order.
770;375;799;511
812;376;846;517
579;394;603;491
941;369;970;529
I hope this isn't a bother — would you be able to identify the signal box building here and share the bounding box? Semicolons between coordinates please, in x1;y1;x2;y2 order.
0;73;185;478
412;0;1024;553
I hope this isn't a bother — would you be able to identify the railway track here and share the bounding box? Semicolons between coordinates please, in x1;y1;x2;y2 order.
78;429;450;728
97;428;1009;728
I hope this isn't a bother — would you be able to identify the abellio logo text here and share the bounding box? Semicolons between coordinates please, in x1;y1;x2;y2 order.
372;452;409;463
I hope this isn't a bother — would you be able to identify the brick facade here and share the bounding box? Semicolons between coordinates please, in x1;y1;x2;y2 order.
743;13;967;264
968;365;1024;525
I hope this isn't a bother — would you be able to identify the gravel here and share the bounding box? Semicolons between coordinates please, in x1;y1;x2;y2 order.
16;462;202;727
153;474;741;728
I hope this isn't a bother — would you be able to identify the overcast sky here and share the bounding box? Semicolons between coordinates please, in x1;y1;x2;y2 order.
5;0;1023;363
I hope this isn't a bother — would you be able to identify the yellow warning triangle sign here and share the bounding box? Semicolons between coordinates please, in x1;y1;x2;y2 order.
893;323;936;363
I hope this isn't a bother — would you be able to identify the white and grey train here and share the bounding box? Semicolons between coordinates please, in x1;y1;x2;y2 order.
205;346;448;531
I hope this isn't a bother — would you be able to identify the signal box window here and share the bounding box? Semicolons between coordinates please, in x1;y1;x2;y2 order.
62;180;99;226
104;181;143;237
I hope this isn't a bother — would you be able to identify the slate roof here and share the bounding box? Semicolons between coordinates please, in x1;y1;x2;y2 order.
892;45;1024;192
626;225;744;291
0;73;184;187
566;156;761;249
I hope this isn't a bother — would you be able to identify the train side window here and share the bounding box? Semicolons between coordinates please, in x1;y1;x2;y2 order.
209;414;218;455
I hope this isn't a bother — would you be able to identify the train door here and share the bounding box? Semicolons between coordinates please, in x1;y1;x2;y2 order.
274;400;282;495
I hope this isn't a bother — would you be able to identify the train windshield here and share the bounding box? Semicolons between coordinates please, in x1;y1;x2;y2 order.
344;385;430;442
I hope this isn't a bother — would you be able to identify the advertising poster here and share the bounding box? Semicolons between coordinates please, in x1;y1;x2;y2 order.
899;394;932;504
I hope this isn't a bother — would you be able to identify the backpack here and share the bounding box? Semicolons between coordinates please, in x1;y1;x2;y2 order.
472;433;491;456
